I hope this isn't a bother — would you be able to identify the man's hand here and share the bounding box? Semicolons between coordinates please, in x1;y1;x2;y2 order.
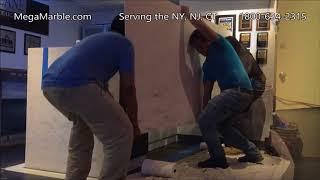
106;89;114;98
132;123;141;138
181;5;218;42
203;81;214;109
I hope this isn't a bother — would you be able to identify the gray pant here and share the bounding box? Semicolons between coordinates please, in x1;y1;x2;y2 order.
43;84;133;180
198;89;256;159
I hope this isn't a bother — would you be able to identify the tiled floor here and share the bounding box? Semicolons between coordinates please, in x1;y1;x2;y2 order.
1;144;320;180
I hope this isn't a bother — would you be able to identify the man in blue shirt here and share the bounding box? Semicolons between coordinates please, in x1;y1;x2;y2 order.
42;16;139;180
182;6;263;169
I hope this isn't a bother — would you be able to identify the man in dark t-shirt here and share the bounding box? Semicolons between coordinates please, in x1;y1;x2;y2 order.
182;6;263;169
226;36;266;98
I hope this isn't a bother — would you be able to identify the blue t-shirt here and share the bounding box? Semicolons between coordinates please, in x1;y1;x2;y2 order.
42;32;134;88
202;36;252;91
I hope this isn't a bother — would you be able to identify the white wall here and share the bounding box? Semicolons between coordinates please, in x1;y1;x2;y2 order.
0;1;87;70
0;26;46;69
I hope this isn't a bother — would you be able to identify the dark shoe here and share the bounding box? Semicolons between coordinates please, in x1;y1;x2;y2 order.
198;158;229;169
238;149;264;163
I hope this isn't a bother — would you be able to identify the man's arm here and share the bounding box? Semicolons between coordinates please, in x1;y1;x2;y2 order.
203;81;214;109
119;72;140;137
181;6;218;42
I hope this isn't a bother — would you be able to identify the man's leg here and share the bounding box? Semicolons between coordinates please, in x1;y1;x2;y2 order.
65;114;94;180
220;93;264;163
221;125;256;152
43;88;94;180
64;84;134;180
221;125;263;163
197;91;239;168
197;89;256;168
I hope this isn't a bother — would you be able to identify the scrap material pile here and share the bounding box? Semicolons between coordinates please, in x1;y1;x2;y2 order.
129;144;293;180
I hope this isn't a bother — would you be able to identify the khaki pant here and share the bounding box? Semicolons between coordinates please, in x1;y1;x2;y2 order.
43;84;133;180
